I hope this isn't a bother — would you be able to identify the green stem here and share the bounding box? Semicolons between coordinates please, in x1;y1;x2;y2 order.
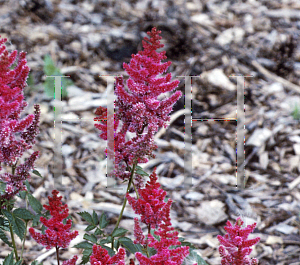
132;182;139;199
111;160;138;249
8;160;19;262
9;222;19;261
20;193;29;261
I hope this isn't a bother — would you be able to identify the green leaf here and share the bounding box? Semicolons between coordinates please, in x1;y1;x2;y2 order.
135;166;149;176
0;217;10;231
30;261;43;265
3;251;14;265
27;193;43;214
94;228;103;236
18;191;26;200
92;211;98;225
0;181;6;193
85;224;96;232
0;227;13;248
99;213;109;229
182;248;209;265
147;246;157;257
80;248;93;264
100;245;115;257
99;237;111;244
113;238;120;251
13;208;34;221
73;241;93;249
118;237;140;254
150;228;160;241
24;180;31;192
32;214;42;227
78;211;93;224
13;217;26;241
2;210;26;241
32;170;43;178
43;55;70;99
111;227;127;238
83;233;97;244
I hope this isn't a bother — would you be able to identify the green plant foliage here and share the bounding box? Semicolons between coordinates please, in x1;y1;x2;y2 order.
43;54;72;99
291;103;300;120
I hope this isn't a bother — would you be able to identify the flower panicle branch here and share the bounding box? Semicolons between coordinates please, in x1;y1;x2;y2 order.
127;168;195;265
217;217;260;265
29;190;78;265
89;244;126;265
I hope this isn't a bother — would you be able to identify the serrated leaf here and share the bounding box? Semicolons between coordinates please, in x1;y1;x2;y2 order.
99;237;111;244
85;224;96;232
94;228;103;236
0;228;13;248
83;234;97;244
111;227;127;238
78;211;93;224
13;208;34;221
73;241;93;249
113;238;119;251
3;251;14;265
118;237;140;254
0;217;10;231
99;213;109;229
32;214;42;227
27;193;43;213
13;217;26;241
92;211;98;225
80;248;93;264
32;170;43;178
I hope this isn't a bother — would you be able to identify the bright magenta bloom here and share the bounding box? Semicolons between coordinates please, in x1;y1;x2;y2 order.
127;168;192;264
0;36;40;206
89;244;126;265
217;217;260;265
94;27;182;183
29;190;79;251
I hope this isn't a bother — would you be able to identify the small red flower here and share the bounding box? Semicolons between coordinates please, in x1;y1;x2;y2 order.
217;217;260;265
29;190;79;250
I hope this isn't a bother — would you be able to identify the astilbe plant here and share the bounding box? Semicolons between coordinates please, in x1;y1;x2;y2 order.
0;35;40;208
29;190;79;265
92;27;198;264
217;217;260;265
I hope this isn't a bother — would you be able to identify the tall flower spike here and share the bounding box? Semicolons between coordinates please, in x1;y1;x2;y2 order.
217;217;260;265
94;27;182;181
29;190;79;250
0;35;39;165
0;36;41;208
